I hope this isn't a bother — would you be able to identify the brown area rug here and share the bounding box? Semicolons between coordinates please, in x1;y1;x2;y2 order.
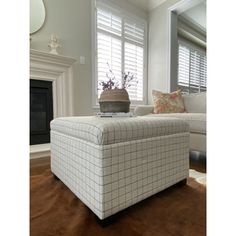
30;169;206;236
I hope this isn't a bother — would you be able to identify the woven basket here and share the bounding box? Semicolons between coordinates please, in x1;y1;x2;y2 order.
99;88;130;113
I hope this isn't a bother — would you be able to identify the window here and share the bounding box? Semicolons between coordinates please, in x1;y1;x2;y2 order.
178;41;207;93
93;0;147;105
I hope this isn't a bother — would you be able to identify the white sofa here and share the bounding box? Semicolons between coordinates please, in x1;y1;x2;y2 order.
134;92;206;154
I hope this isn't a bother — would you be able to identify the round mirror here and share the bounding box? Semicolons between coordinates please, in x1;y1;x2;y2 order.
30;0;46;34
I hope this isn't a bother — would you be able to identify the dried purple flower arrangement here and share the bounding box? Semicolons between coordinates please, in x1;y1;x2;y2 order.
99;63;138;91
98;64;137;112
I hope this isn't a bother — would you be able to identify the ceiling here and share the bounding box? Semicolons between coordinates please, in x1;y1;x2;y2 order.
180;2;206;30
126;0;167;12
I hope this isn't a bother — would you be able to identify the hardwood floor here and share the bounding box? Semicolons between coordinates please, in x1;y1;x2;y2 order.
30;157;50;176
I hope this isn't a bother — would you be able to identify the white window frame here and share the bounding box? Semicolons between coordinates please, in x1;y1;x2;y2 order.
91;0;148;108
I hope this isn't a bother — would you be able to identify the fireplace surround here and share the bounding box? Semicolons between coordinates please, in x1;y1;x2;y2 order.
30;49;76;158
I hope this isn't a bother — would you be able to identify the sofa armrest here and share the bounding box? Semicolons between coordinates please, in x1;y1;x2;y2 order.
134;105;154;116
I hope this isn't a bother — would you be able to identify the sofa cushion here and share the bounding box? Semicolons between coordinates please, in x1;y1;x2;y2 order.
147;113;206;134
152;90;185;114
182;92;206;113
133;105;154;116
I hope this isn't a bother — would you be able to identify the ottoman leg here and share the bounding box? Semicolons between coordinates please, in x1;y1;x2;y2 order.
53;173;60;181
96;216;111;227
177;178;187;186
95;214;118;227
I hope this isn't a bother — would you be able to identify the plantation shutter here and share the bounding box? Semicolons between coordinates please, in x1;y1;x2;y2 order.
178;41;207;93
124;19;144;101
124;19;145;45
96;7;122;98
97;7;122;36
95;1;146;103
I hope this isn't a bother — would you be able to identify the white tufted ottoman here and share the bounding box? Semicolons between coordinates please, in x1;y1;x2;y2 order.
50;116;189;220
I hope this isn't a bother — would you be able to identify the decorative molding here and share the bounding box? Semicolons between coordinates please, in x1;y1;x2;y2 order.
30;49;76;159
127;0;168;12
168;0;205;15
148;0;167;11
30;49;76;118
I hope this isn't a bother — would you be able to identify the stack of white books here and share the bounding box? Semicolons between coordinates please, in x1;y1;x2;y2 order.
96;112;135;118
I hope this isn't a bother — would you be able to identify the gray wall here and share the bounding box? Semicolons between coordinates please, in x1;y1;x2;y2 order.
30;0;147;115
148;0;181;104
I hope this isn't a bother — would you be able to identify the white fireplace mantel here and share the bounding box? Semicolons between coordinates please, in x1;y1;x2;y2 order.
30;49;76;159
30;49;76;118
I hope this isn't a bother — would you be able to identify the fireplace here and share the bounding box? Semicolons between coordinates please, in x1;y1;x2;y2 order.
30;49;76;158
30;79;53;145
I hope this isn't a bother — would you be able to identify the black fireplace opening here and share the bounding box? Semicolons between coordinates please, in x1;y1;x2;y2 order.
30;79;53;145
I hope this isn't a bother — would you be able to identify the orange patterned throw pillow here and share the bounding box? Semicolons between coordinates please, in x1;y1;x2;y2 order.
152;90;185;114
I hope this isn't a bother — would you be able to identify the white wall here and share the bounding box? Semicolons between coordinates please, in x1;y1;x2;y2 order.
30;0;147;115
181;2;206;30
148;0;181;104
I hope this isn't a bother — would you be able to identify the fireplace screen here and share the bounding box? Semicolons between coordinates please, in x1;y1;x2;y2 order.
30;79;53;145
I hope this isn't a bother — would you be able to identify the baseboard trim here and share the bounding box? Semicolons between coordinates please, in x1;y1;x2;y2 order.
30;143;50;159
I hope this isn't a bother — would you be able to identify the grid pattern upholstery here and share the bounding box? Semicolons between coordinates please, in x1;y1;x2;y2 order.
50;117;190;220
50;116;189;145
